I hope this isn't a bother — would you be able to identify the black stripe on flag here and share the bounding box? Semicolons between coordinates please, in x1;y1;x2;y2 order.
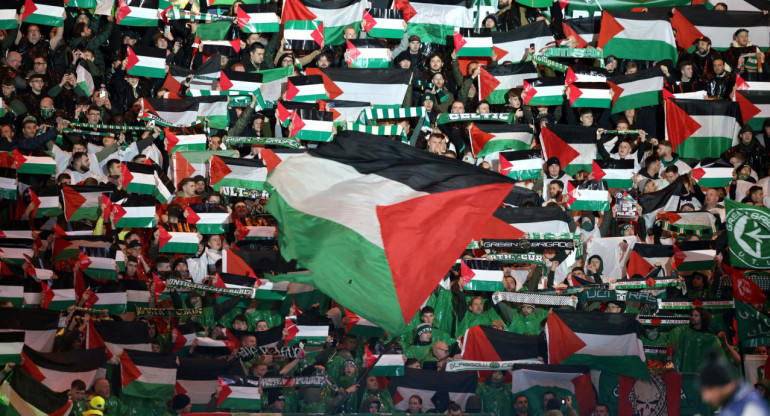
5;368;71;415
594;158;634;170
124;0;160;7
458;28;492;37
607;66;663;86
676;8;770;27
473;122;533;135
563;16;601;38
606;9;671;21
633;243;674;258
398;367;477;392
543;123;597;144
525;76;566;87
313;67;412;85
347;38;390;49
463;325;541;361
289;75;324;87
22;345;106;373
492;206;572;225
124;348;178;369
130;44;166;60
366;8;404;19
639;177;686;213
500;149;542;162
144;97;199;113
310;131;516;194
492;19;552;43
124;161;155;176
222;70;263;83
553;310;641;335
229;325;284;346
0;308;60;330
116;194;157;207
177;356;245;381
295;108;334;121
123;279;149;291
0;332;25;343
483;62;538;78
95;320;151;344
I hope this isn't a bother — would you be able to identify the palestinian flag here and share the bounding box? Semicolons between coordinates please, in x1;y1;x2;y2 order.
216;272;258;295
0;332;23;364
562;16;601;49
0;239;35;266
454;28;492;57
320;100;369;122
209;156;267;191
598;10;676;62
254;279;288;300
284;318;329;345
61;184;106;221
126;45;166;78
29;189;61;218
121;162;156;195
222;249;257;278
492;21;554;63
627;244;674;278
0;308;60;353
76;63;94;97
392;368;477;411
120;349;177;400
362;8;404;39
277;100;318;126
476;206;573;240
511;364;596;416
396;0;474;45
158;226;199;254
22;0;64;26
546;310;647;379
219;70;262;94
195;21;232;41
235;222;276;240
671;8;770;50
522;77;565;106
177;357;245;409
0;5;18;30
200;39;242;57
673;240;716;272
368;353;405;376
499;150;542;181
0;222;33;240
117;0;161;26
566;68;606;84
345;310;385;338
691;158;734;188
125;280;150;312
0;277;23;308
478;63;538;104
736;90;770;130
287;75;327;102
459;259;504;291
0;168;16;200
639;179;686;226
13;151;55;175
289;109;335;142
186;204;231;234
196;96;229;130
217;376;261;410
306;67;411;105
0;367;73;416
23;257;54;281
284;20;325;50
736;73;770;91
237;3;280;33
591;159;633;189
38;280;77;311
665;98;742;159
540;124;597;175
165;130;207;153
662;211;717;237
607;68;663;114
20;346;105;392
171;150;237;187
94;320;152;358
82;256;119;280
140;98;199;127
566;180;609;211
265;131;513;332
346;39;391;68
567;82;611;108
469;123;533;157
282;0;365;45
112;194;156;228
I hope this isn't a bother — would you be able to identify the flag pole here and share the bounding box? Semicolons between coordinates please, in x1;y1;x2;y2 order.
331;353;384;414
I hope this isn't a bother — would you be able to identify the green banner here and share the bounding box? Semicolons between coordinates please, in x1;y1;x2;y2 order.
542;48;603;59
725;198;770;269
736;300;770;347
530;54;568;73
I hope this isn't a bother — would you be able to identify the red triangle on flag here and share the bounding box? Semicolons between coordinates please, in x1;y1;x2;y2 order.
126;45;140;71
566;83;583;105
120;350;142;388
158;226;172;250
102;194;113;219
591;160;606;180
311;22;324;48
223;249;257;278
175;382;187;395
597;12;624;49
173;152;197;188
499;153;513;176
217;378;233;407
665;99;702;152
289;111;306;137
627;249;654;278
235;220;249;241
82;288;99;309
152;272;166;301
40;281;54;309
541;126;580;168
112;204;127;224
78;252;92;269
284;317;299;344
672;244;687;270
346;40;360;65
20;351;46;382
561;22;587;48
364;345;377;369
286;78;300;101
185;206;201;224
120;163;133;189
306;68;343;100
22;0;38;21
116;0;132;23
236;6;251;28
566;181;577;205
164;129;179;151
478;67;500;101
362;10;376;31
12;150;26;170
281;0;317;22
691;167;706;182
736;73;750;91
607;80;624;109
219;70;233;91
277;100;291;122
453;31;467;54
469;124;494;156
736;91;761;124
209;155;232;186
521;80;537;105
229;39;242;53
61;184;87;221
460;260;475;288
566;68;580;84
546;313;587;363
492;46;508;62
260;149;283;174
393;0;417;21
670;10;704;50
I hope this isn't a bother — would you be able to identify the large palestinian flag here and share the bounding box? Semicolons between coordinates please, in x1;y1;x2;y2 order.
392;368;477;411
540;124;597;175
126;45;167;78
475;206;573;240
362;8;404;39
61;185;108;221
459;259;504;291
478;63;538;104
306;67;411;105
281;0;365;45
171;150;237;188
499;150;543;180
236;3;280;33
116;0;161;26
20;346;105;393
627;244;674;278
591;159;634;189
607;68;663;114
22;0;64;27
94;320;152;358
546;310;648;379
736;89;770;131
0;367;73;416
120;349;177;400
469;123;533;157
491;20;553;64
562;16;601;48
217;376;261;410
522;77;565;106
396;0;474;45
265;131;513;332
209;156;267;192
462;325;540;361
177;357;246;410
0;308;59;353
511;364;596;416
598;10;677;63
665;98;742;159
140;98;199;127
672;8;770;50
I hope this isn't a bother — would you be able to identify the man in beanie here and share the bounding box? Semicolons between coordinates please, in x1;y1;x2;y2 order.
723;124;770;174
264;389;286;412
701;349;769;415
405;323;434;360
171;394;191;415
535;157;572;198
508;303;548;335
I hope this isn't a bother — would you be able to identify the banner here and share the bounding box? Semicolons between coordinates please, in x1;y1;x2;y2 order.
541;48;602;59
657;299;734;310
222;136;302;149
481;239;574;250
165;278;255;297
436;113;514;124
530;54;568;73
486;253;544;265
637;315;692;327
492;292;578;307
610;277;681;290
236;346;305;359
445;359;542;372
135;306;203;317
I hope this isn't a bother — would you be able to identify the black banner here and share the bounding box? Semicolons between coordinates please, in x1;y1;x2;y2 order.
481;239;574;250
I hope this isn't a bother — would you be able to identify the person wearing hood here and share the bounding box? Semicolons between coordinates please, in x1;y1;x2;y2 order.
534;157;572;197
578;213;601;240
508;303;548;335
723;125;770;175
476;370;514;416
405;323;435;360
334;360;360;413
358;376;395;413
724;28;763;72
700;349;768;415
666;307;723;372
580;254;604;285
